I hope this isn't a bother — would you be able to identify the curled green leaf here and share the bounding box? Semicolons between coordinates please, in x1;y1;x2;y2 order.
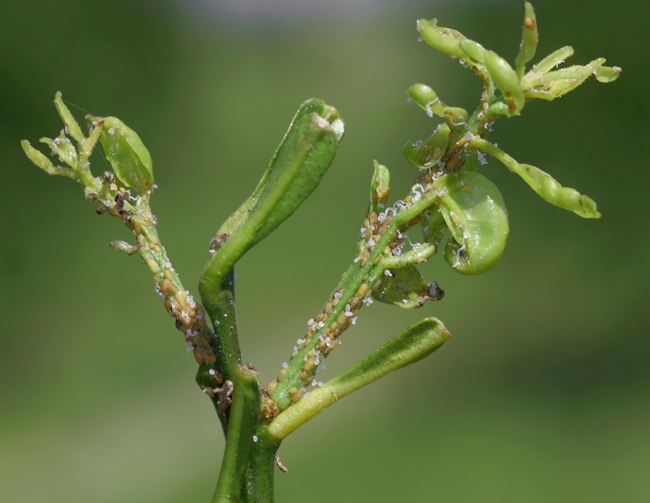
433;171;509;275
86;116;154;191
404;123;451;169
373;265;444;309
470;138;600;218
210;101;340;251
515;2;539;79
407;83;446;118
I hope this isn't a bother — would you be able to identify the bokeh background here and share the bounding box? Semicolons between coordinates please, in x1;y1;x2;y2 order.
1;0;649;501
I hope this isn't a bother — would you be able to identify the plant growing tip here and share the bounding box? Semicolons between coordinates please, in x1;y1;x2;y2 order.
19;4;621;502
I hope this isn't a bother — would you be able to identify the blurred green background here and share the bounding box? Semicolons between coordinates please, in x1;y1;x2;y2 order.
1;0;649;501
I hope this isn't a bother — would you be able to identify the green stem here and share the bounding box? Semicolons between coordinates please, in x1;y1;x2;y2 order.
212;367;262;503
240;426;281;503
200;268;243;384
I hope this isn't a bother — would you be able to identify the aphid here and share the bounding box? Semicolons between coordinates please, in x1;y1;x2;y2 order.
357;283;369;298
303;358;317;373
160;279;176;296
291;390;304;403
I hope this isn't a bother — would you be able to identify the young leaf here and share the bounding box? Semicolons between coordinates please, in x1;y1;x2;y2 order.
369;160;391;213
417;19;467;60
40;132;78;168
515;2;539;79
202;99;344;281
86;116;154;191
21;140;57;174
483;51;525;115
54;92;85;145
470;138;600;218
433;171;510;275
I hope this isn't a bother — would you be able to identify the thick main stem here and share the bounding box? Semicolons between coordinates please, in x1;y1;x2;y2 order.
240;426;281;503
212;367;262;503
201;268;243;384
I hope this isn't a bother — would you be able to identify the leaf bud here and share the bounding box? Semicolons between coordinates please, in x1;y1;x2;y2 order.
407;83;445;117
87;116;154;191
